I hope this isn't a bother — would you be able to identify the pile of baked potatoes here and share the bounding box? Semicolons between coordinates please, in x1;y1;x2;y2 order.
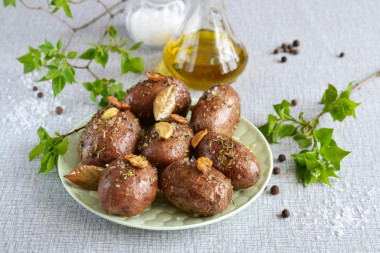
64;72;261;217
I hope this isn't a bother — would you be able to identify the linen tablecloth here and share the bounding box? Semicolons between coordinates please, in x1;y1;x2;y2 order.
1;0;379;252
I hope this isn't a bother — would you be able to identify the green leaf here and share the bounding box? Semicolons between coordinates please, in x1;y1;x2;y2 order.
37;126;50;140
320;146;350;166
67;51;77;59
82;82;93;91
23;63;35;74
271;123;281;143
29;143;44;161
3;0;16;7
129;41;143;51
121;52;130;75
52;75;66;96
54;137;68;154
339;82;353;99
108;25;117;38
273;100;292;118
45;155;55;174
62;67;76;84
128;56;144;73
321;84;338;104
315;128;333;147
17;53;33;64
56;39;63;50
95;50;108;68
90;90;97;102
63;4;73;18
45;68;62;80
79;48;96;60
293;134;312;148
278;124;297;138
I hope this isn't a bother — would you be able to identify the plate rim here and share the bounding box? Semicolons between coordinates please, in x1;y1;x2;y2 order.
58;115;273;231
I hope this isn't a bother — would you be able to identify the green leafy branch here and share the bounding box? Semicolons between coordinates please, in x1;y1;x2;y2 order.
17;25;143;106
259;78;378;186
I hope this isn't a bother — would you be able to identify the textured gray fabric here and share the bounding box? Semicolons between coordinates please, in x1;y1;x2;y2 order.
1;0;380;252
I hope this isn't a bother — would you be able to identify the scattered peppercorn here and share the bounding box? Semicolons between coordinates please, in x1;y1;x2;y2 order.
273;167;281;175
278;154;286;162
55;106;63;115
283;47;288;53
339;52;345;57
282;209;290;218
37;92;43;98
281;56;287;63
274;49;279;54
293;40;300;47
33;86;38;91
281;43;287;49
293;49;299;55
288;45;293;51
291;99;298;106
271;185;280;195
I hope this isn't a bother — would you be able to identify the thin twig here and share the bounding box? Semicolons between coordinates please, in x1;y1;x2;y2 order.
62;126;85;137
352;70;380;93
70;0;87;4
86;66;99;80
63;30;76;52
73;1;123;31
97;0;112;15
19;0;75;30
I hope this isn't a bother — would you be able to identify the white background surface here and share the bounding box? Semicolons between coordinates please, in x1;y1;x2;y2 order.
1;0;379;252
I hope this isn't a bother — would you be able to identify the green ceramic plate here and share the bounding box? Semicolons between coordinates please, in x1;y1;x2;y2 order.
58;115;273;230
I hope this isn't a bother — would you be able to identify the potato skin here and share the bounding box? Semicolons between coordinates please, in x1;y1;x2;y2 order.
140;123;193;171
78;107;141;167
160;159;233;216
123;75;191;123
195;132;261;189
98;157;158;217
190;84;240;137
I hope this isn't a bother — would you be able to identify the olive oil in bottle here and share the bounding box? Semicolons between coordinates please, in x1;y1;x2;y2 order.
163;29;248;90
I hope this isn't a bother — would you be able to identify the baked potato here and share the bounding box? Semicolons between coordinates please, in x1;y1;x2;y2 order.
78;106;141;167
98;155;158;217
140;120;194;171
124;72;191;123
194;132;261;189
160;158;233;216
190;84;240;137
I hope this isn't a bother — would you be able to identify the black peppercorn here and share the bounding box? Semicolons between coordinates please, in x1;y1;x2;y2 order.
271;185;280;195
281;56;287;63
288;45;293;51
282;209;290;218
293;40;300;47
274;49;280;54
291;99;298;106
273;167;281;175
37;92;43;98
278;154;286;162
33;86;38;91
55;106;63;115
283;47;288;53
293;49;299;55
281;43;287;49
339;52;345;57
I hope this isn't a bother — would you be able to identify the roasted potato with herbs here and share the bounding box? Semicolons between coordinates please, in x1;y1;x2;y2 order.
140;121;194;171
160;159;233;216
190;84;240;137
98;155;158;217
194;132;261;189
123;72;191;123
78;106;141;167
